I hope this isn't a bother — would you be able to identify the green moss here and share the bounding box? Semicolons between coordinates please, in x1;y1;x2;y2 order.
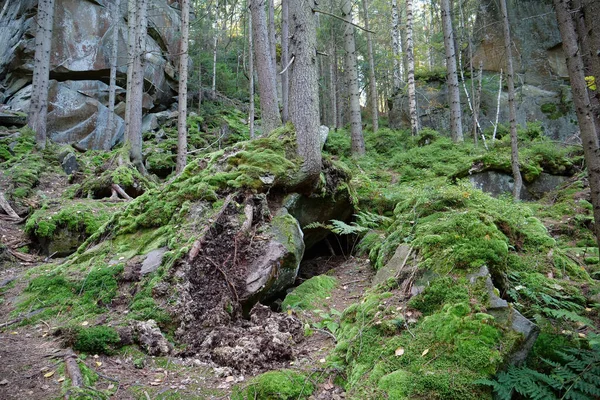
282;275;338;310
232;370;315;400
71;326;121;354
408;277;470;315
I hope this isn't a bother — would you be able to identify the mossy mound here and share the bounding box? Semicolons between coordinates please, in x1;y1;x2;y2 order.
25;200;122;256
232;370;315;400
282;275;338;311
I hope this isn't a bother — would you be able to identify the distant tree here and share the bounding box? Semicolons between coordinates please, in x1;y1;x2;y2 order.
28;0;55;150
499;0;522;199
440;0;463;142
281;0;289;123
125;0;148;172
361;0;378;133
554;0;600;249
341;0;365;156
177;0;190;174
249;0;281;134
391;0;403;91
405;0;419;136
248;4;256;138
107;0;121;142
289;0;322;186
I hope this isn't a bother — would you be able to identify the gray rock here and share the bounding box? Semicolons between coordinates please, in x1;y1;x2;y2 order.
469;171;569;201
467;266;508;309
0;111;26;127
134;319;172;356
319;125;329;149
527;173;569;199
244;213;305;301
142;113;160;133
60;153;79;175
140;247;168;276
372;244;413;287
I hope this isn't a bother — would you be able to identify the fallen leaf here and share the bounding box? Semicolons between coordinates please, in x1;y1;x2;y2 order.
395;347;405;356
95;361;102;367
93;354;99;359
422;349;429;357
579;333;587;338
0;379;8;385
107;384;115;390
81;321;89;326
44;371;55;378
319;358;326;363
149;382;161;386
225;376;234;383
57;377;65;383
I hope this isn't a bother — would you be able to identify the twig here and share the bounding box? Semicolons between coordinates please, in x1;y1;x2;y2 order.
279;55;295;75
314;328;337;342
313;8;375;33
206;256;239;303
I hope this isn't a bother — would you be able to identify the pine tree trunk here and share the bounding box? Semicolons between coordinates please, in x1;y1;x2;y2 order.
281;0;289;122
440;0;463;142
341;0;365;156
289;0;321;186
268;0;277;72
107;0;121;142
176;0;190;174
124;0;135;138
29;0;55;151
499;0;522;199
248;6;255;138
362;0;378;133
391;0;403;91
405;0;418;136
250;0;282;134
328;38;338;130
126;0;147;172
554;0;600;249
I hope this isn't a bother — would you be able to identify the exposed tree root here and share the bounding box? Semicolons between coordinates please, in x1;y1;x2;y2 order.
0;190;21;221
188;193;235;262
64;348;83;398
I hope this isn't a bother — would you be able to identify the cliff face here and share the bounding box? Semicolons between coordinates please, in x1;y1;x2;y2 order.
0;0;180;150
389;0;579;141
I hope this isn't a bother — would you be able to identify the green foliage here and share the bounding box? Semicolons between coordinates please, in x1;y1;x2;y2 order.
408;277;471;315
282;275;338;310
232;370;315;400
478;347;600;400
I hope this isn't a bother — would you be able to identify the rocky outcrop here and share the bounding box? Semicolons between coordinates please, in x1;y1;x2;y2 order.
0;0;180;149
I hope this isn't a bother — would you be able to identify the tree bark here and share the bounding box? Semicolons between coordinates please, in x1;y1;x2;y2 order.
341;0;365;156
440;0;463;142
248;5;256;138
107;0;121;143
177;0;190;174
391;0;403;91
554;0;600;249
361;0;378;133
405;0;418;136
281;0;289;122
250;0;282;134
268;0;277;71
328;37;338;130
211;0;219;100
28;0;55;151
126;0;148;172
289;0;322;186
499;0;522;199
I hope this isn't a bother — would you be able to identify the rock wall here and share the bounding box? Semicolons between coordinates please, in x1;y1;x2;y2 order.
389;0;580;142
0;0;180;150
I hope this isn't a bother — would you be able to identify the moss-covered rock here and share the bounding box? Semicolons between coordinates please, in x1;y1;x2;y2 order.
282;275;338;310
231;370;315;400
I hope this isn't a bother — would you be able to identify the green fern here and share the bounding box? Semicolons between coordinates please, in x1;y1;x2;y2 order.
478;347;600;400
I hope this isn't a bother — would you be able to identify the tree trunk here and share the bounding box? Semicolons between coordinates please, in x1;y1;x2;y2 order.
499;0;522;199
341;0;365;156
248;6;255;138
125;0;147;172
289;0;321;187
281;0;289;122
212;0;218;100
328;37;338;130
405;0;418;136
554;0;600;249
391;0;403;91
176;0;190;174
361;0;378;133
440;0;463;142
268;0;277;71
250;0;282;134
107;0;121;142
28;0;55;151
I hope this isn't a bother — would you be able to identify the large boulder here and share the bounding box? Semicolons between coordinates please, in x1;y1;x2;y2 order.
0;0;179;149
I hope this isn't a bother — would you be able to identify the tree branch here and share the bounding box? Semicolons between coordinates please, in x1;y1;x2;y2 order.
313;8;375;34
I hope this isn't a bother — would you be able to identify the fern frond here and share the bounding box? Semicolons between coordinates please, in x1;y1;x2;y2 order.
330;220;369;235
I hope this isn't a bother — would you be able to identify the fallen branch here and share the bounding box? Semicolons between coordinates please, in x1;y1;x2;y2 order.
239;202;254;235
188;193;235;262
7;248;36;263
279;55;295;75
313;8;375;34
0;191;20;221
111;184;133;201
64;348;84;395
